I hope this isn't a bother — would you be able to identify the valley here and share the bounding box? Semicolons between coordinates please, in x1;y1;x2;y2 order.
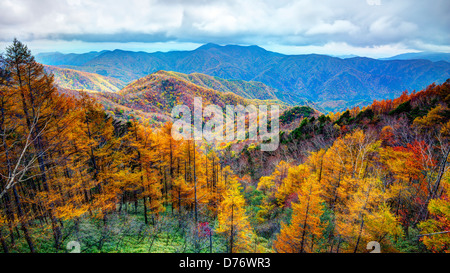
1;40;450;254
37;43;450;112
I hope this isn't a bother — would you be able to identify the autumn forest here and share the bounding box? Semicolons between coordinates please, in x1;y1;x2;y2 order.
1;39;450;254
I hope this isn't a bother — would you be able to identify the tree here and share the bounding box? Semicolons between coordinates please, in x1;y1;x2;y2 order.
216;170;259;253
275;163;310;208
257;160;290;205
335;176;403;253
274;173;324;253
419;172;450;252
0;39;77;251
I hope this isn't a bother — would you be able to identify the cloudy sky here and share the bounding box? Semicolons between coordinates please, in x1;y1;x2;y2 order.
0;0;449;57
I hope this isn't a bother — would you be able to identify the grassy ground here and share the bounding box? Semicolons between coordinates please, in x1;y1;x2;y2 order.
1;203;271;253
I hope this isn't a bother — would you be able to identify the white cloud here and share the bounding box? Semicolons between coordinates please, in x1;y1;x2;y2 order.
261;41;417;58
0;0;448;55
369;16;417;37
306;20;359;35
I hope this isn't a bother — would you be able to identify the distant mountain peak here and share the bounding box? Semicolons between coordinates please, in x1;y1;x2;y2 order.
380;51;450;63
333;54;359;59
197;43;222;50
228;44;268;52
37;51;63;56
196;43;268;52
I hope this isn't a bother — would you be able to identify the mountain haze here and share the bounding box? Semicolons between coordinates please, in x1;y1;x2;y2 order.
381;52;450;63
37;51;108;66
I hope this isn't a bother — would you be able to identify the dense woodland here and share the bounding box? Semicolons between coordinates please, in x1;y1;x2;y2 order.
1;40;450;253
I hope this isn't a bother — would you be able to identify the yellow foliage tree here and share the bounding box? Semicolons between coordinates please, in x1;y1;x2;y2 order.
419;172;450;253
216;172;261;253
335;176;403;253
274;173;324;253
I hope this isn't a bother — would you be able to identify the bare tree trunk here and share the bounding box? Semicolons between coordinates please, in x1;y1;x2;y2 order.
0;229;8;253
193;141;198;225
230;203;234;254
12;186;35;253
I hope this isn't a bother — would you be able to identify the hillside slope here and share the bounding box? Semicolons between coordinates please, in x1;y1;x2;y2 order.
44;65;126;93
155;71;285;101
88;70;286;126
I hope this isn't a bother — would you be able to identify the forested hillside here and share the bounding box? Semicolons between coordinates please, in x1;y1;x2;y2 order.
86;70;286;127
154;71;282;101
36;44;450;112
44;65;126;93
1;40;450;254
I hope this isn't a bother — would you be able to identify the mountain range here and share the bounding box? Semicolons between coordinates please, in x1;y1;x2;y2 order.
380;52;450;63
36;44;450;112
